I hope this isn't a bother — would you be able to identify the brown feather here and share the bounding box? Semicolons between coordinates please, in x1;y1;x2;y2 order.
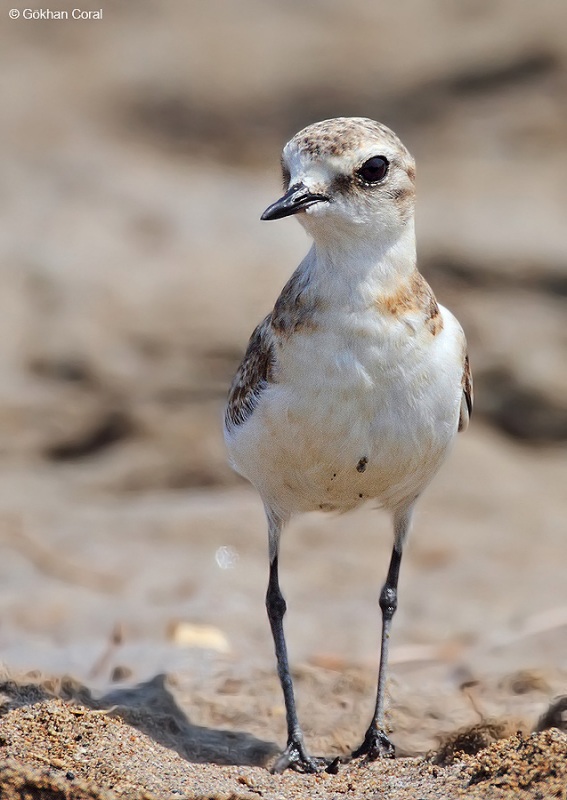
225;315;276;430
459;354;473;432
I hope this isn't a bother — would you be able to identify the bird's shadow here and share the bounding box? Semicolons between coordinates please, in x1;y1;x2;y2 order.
0;674;278;768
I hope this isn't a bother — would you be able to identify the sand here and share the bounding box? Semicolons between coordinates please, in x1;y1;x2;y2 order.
0;672;566;799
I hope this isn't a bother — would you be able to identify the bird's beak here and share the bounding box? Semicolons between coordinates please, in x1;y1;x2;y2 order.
261;183;329;221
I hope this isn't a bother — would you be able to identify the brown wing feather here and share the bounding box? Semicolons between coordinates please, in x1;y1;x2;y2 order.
225;314;275;430
458;353;473;432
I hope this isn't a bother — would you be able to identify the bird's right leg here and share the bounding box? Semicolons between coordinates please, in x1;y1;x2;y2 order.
265;511;320;774
352;503;415;761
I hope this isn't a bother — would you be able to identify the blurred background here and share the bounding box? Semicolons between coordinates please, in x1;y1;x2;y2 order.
0;0;566;698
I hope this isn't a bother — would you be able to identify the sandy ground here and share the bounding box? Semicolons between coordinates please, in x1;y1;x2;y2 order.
0;670;567;800
0;671;566;799
1;1;567;797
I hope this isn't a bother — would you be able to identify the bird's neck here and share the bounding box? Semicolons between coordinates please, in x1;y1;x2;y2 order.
306;220;417;305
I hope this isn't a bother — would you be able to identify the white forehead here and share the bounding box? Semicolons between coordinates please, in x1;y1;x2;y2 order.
282;117;411;180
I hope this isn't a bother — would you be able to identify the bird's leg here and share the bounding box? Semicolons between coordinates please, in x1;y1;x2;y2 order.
352;543;400;759
353;506;413;761
266;552;321;773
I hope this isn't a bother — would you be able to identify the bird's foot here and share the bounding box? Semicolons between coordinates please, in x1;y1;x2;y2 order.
271;738;333;774
352;727;395;761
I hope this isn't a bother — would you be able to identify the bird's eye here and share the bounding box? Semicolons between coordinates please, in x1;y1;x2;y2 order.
357;156;389;184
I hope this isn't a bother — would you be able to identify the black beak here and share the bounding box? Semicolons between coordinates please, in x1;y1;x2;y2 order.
261;183;329;221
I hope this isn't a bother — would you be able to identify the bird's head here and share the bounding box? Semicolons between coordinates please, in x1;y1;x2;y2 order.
261;118;416;249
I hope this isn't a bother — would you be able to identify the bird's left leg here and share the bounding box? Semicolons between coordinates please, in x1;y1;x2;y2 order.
265;508;321;774
353;504;414;761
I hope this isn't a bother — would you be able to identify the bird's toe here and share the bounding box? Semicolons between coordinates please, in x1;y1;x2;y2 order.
271;739;329;774
352;727;395;761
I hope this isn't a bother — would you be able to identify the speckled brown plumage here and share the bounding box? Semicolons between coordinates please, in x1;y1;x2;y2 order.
375;271;443;335
225;268;325;430
271;269;322;338
225;315;276;430
459;353;473;432
291;118;406;160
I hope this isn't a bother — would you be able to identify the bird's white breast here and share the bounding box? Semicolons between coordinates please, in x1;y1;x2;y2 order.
226;303;464;520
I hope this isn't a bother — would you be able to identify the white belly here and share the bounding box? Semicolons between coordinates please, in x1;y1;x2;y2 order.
226;307;464;518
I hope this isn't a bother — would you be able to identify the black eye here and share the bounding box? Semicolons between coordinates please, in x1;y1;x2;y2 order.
357;156;389;184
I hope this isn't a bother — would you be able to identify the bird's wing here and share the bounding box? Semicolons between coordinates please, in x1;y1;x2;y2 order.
458;353;473;432
225;314;276;430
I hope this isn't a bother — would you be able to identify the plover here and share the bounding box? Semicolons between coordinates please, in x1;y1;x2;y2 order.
224;117;472;773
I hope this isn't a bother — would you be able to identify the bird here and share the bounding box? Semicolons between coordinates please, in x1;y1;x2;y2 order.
223;117;472;774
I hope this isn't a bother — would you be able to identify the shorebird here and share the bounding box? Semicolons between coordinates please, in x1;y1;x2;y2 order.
224;117;472;773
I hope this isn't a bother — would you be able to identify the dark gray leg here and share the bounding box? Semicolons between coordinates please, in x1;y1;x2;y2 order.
267;554;320;773
353;505;413;760
352;543;400;759
264;510;321;773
